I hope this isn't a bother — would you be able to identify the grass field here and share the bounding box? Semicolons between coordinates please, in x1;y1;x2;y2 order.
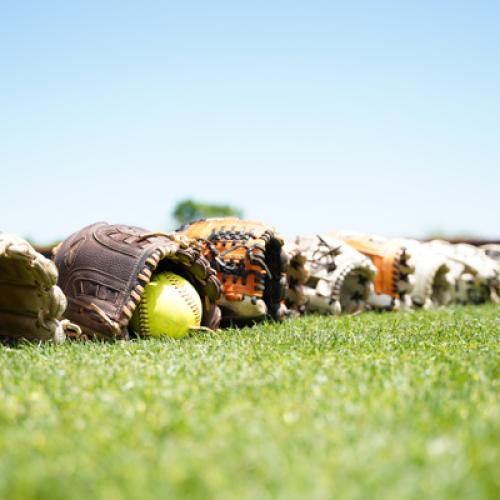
0;305;498;499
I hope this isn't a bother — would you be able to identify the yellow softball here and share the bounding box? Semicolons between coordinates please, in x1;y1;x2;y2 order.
130;271;202;339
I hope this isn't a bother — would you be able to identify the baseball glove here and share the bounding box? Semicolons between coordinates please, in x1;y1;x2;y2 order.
424;240;499;304
393;239;453;308
285;235;376;315
0;233;80;343
481;244;500;300
54;222;221;339
330;231;415;310
178;217;288;324
454;243;499;302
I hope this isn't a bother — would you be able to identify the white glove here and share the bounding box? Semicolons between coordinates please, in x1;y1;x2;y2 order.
285;235;376;315
394;239;453;308
424;240;499;304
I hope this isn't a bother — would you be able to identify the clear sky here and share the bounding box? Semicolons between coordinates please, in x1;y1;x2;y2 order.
1;1;499;243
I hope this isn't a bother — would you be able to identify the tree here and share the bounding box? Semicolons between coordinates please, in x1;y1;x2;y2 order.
172;199;243;227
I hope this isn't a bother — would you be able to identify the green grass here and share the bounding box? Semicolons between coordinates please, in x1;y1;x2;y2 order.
0;305;498;500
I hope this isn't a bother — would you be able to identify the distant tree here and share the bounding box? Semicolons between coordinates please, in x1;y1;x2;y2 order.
172;199;243;227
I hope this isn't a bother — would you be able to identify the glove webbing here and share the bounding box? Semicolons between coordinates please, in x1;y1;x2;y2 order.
308;237;369;304
205;229;271;300
310;236;342;274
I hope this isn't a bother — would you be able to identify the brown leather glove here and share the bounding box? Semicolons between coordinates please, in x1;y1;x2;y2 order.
178;217;288;324
54;222;221;339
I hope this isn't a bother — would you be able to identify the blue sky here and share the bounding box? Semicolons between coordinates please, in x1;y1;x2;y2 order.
1;1;499;243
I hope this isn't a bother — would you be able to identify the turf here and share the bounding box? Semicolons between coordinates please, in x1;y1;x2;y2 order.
0;305;498;500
